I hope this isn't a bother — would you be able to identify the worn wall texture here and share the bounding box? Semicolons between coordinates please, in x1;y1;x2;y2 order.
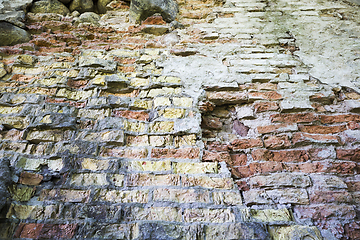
0;0;359;239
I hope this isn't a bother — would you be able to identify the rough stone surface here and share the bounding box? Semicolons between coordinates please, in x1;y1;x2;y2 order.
130;0;178;23
69;0;94;13
0;22;31;46
30;0;70;15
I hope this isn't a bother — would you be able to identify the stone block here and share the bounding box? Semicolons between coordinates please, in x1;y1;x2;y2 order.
153;188;210;203
250;208;292;222
39;189;90;203
268;225;322;240
151;148;200;159
127;135;149;146
150;121;174;132
173;97;193;107
56;88;97;101
182;176;234;189
159;108;185;118
9;185;35;201
154;97;171;107
17;158;64;172
127;173;180;186
97;189;149;203
173;162;218;174
26;130;74;143
213;191;243;205
81;158;110;170
19;172;43;185
124;120;146;132
129;206;182;222
127;160;171;172
249;173;311;188
0;116;29;129
205;223;270;240
184;208;235;223
71;173;109;186
78;108;110;119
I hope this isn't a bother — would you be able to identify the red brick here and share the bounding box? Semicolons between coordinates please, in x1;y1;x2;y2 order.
271;113;318;123
230;138;263;151
309;190;353;203
112;110;149;121
248;91;282;100
257;123;297;134
298;124;347;134
229;154;248;166
19;172;43;185
336;148;360;161
320;114;360;124
231;162;283;178
205;141;230;151
264;135;291;149
151;148;200;159
309;93;335;104
38;224;77;239
285;161;356;175
199;101;215;112
292;132;338;145
14;223;43;239
252;149;309;162
100;147;148;159
308;148;334;160
201;116;222;129
254;101;279;112
348;121;360;130
294;205;356;220
67;79;88;89
345;222;360;240
202;150;232;163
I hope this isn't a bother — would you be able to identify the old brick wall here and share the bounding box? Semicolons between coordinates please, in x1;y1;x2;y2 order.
0;0;359;239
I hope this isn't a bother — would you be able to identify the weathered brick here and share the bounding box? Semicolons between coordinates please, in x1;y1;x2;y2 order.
184;208;235;223
173;162;218;174
76;130;124;145
1;129;24;141
129;207;182;222
0;116;29;129
213;191;242;205
308;147;335;160
252;149;309;162
78;108;110;119
268;225;322;240
37;224;77;239
264;135;291;149
249;173;311;188
231;162;284;178
206;91;247;105
243;189;309;205
257;123;298;134
294;205;356;220
292;132;339;145
17;158;64;172
25;130;74;143
81;158;110;170
153;188;210;203
14;223;44;239
127;160;171;172
346;181;360;192
149;121;174;132
9;185;35;201
206;141;230;152
254;101;279;112
97;190;148;203
149;135;173;147
123;120;146;132
39;189;90;203
173;97;193;107
56;88;96;101
71;173;109;186
231;138;263;151
127;173;180;186
100;147;148;158
182;176;234;189
201;116;222;129
112;110;149;121
205;223;270;240
250;208;292;222
320;114;360;124
19;172;43;186
174;135;196;147
310;174;347;189
299;124;347;134
159;108;185;118
248;91;282;100
151;148;200;159
309;190;352;203
229;154;248;166
126;135;149;146
202;151;232;163
153;97;171;107
336;148;360;161
271;113;318;123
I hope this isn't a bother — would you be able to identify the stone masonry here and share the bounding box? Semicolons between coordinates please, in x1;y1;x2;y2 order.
0;0;360;239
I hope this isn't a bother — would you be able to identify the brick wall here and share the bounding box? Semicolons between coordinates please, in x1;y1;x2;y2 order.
0;0;359;239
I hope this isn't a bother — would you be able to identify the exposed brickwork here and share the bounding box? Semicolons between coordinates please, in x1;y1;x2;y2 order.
0;0;359;239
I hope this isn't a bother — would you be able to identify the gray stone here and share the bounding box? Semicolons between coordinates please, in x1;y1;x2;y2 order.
205;223;271;240
268;225;323;240
97;0;113;14
79;57;117;72
139;223;205;240
69;0;94;13
0;0;32;27
31;113;77;129
30;0;70;15
130;0;178;23
0;21;31;46
76;12;101;25
0;158;10;212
